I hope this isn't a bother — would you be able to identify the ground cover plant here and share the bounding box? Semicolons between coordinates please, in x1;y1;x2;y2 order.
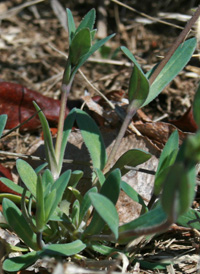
0;2;200;273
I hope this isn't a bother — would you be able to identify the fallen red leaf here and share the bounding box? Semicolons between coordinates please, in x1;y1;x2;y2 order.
169;107;198;133
0;163;18;195
0;82;69;131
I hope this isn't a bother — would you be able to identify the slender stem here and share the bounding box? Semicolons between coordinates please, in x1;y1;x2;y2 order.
103;104;137;174
37;232;45;250
55;81;72;166
86;219;172;242
149;5;200;85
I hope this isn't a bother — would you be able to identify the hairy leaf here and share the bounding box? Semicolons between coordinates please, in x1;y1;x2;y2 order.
79;187;97;225
16;159;37;197
66;8;76;44
70;28;91;66
33;102;58;177
109;149;151;176
70;34;115;79
143;38;197;106
42;240;86;256
76;8;96;33
2;198;38;250
89;193;119;239
121;46;149;106
154;130;179;195
3;251;41;272
75;109;107;170
161;163;196;221
85;169;121;236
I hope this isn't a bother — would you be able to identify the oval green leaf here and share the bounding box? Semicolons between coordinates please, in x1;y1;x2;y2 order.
75;109;107;170
109;149;151;176
70;28;91;66
16;159;37;197
3;251;40;272
89;193;119;239
2;198;38;250
42;240;86;256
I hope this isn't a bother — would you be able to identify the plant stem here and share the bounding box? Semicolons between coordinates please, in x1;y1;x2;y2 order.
103;103;137;174
55;81;72;167
149;5;200;85
37;232;45;250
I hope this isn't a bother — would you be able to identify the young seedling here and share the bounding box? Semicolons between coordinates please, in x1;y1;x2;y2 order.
0;7;200;273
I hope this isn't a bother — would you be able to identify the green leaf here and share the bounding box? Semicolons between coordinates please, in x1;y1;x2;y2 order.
161;163;196;221
0;178;31;197
68;170;84;188
0;193;28;204
75;109;107;170
63;170;83;203
44;189;56;222
154;130;179;195
71;199;80;227
42;240;86;256
33;102;58;177
60;108;76;169
2;198;38;250
67;8;76;44
46;170;71;221
193;83;200;128
42;169;54;197
90;244;124;256
121;46;149;106
3;251;41;272
109;149;151;176
70;28;91;66
143;38;197;107
177;208;200;229
90;29;97;40
118;204;167;244
85;169;121;236
89;193;119;239
35;162;48;174
0;114;7;138
79;187;97;224
16;159;37;197
94;168;105;186
70;33;115;79
76;8;96;33
36;176;45;231
121;181;148;214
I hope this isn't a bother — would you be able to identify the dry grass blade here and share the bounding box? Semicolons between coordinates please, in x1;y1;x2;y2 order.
50;0;68;31
111;0;184;30
0;0;45;20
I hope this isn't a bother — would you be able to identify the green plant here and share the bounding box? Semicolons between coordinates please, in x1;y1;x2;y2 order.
0;7;200;272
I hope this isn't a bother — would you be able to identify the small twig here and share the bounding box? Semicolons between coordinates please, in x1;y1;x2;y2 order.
0;150;91;166
124;165;156;175
149;5;200;85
